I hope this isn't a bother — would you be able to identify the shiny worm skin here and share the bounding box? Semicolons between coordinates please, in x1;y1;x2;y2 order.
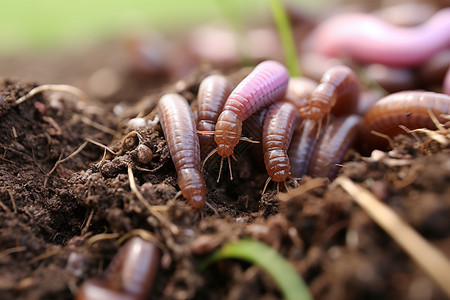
308;8;450;67
158;93;206;209
283;76;318;109
197;74;233;159
308;115;362;179
288;120;322;178
362;91;450;147
300;65;360;122
76;237;160;300
214;60;289;158
262;100;302;190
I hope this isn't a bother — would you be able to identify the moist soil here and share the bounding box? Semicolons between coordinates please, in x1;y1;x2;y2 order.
0;42;449;300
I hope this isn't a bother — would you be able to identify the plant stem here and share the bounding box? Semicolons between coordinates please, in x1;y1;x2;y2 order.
268;0;301;77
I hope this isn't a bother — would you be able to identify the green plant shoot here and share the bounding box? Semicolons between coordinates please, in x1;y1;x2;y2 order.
268;0;301;77
200;239;313;300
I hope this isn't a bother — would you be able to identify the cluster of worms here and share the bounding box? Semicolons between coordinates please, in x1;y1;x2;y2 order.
74;6;450;299
157;60;450;210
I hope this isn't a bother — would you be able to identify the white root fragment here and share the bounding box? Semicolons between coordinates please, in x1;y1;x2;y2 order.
15;84;88;106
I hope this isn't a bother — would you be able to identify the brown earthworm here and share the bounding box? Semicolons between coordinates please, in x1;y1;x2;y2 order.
288;120;322;178
196;74;233;159
76;279;137;300
300;65;360;134
308;115;362;179
444;67;450;96
283;76;317;109
362;91;450;147
158;93;206;209
76;237;160;300
208;60;289;181
262;100;302;193
307;8;450;67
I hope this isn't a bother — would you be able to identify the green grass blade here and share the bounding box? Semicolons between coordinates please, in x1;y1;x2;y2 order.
268;0;301;77
200;239;313;300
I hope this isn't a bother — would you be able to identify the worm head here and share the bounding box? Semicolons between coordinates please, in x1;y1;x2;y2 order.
214;110;242;157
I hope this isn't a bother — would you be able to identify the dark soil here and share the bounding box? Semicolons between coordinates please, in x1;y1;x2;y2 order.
0;41;449;300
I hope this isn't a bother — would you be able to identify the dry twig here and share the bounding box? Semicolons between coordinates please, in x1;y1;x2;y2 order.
336;176;450;297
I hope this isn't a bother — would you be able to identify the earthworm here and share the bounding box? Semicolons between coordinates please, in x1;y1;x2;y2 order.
308;115;362;179
262;100;302;192
158;93;206;209
288;120;321;178
283;77;317;109
300;65;359;133
103;237;160;299
76;279;137;300
196;74;233;159
362;91;450;147
76;237;160;300
211;60;289;180
444;67;450;96
307;8;450;67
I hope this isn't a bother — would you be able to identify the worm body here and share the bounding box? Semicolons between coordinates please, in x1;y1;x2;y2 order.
300;65;360;120
284;77;317;109
158;93;206;209
262;101;302;183
197;74;233;159
362;91;450;146
104;237;160;299
307;8;450;67
214;60;289;158
444;67;450;96
288;120;321;178
76;237;160;300
308;115;361;179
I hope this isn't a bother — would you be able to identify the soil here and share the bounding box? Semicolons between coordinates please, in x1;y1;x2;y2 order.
0;40;449;300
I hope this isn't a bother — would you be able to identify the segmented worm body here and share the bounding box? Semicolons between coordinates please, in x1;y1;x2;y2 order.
300;65;360;121
197;74;233;159
284;77;317;109
288;120;322;178
262;101;302;186
214;60;289;158
307;8;450;67
362;91;450;146
308;115;362;179
76;237;160;300
158;93;206;209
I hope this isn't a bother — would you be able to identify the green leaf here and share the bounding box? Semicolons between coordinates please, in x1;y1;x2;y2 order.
200;239;313;300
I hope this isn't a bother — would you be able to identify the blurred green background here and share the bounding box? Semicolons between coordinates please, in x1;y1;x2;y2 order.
0;0;325;55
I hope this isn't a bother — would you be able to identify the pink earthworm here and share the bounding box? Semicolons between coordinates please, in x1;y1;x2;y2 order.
308;115;362;179
300;65;360;135
209;60;289;180
362;91;450;147
158;93;206;209
262;100;302;192
307;8;450;67
76;237;160;300
196;74;233;159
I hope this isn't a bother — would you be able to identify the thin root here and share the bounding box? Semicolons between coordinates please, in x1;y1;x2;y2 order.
278;177;328;202
15;84;87;106
370;130;396;150
128;165;178;235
